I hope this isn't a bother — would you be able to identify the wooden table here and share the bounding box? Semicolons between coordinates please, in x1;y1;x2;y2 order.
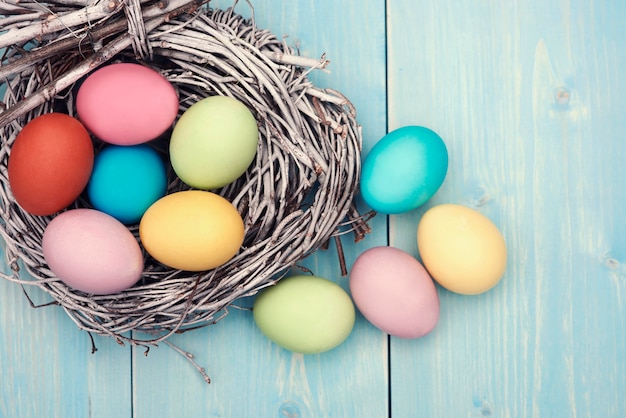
2;1;625;416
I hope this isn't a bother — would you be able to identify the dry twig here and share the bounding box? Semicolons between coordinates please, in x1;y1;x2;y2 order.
0;0;369;381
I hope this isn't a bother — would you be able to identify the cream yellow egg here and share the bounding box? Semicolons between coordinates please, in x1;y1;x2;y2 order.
417;204;507;295
139;190;244;271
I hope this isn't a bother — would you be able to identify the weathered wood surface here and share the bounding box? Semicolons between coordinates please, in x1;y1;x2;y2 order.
1;0;625;417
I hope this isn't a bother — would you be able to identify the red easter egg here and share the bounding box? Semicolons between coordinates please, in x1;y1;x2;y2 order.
8;113;94;216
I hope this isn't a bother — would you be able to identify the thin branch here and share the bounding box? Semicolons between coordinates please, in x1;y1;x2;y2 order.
0;2;124;49
0;3;369;367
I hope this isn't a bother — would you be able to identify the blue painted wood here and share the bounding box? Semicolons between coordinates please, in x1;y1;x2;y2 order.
388;0;626;416
2;1;626;416
129;1;389;417
0;243;132;418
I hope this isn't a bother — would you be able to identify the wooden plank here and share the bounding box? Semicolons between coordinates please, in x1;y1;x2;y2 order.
0;43;132;417
0;49;133;417
388;0;626;416
0;246;133;418
130;1;389;417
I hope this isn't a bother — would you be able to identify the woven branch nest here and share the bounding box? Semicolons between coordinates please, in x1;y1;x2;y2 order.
0;1;370;348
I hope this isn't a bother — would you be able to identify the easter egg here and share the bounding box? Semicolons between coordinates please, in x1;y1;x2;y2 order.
417;204;507;295
360;126;448;214
76;63;179;145
8;113;94;216
253;275;355;354
349;246;439;338
169;96;258;189
42;209;144;294
139;190;244;271
87;145;167;224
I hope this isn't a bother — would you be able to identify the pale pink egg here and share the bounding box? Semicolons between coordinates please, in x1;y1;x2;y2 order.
42;208;144;295
349;246;440;338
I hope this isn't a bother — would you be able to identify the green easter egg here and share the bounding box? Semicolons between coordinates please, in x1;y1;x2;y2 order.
169;95;259;189
253;275;356;354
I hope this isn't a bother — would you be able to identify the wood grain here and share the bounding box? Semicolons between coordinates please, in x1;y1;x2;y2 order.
2;0;626;417
129;1;389;417
388;1;626;416
0;242;132;418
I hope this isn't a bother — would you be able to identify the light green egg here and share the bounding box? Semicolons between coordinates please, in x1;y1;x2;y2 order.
253;275;356;354
169;95;259;189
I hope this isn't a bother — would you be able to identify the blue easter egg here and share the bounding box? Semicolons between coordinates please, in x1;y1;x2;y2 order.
360;126;448;214
88;144;167;224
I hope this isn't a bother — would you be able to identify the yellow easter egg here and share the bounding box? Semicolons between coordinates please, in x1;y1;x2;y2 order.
417;204;507;295
139;190;244;271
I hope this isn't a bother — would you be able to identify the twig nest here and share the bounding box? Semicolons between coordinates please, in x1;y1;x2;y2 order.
0;3;368;346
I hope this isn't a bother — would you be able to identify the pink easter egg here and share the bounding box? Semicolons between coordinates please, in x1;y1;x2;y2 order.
76;63;178;145
349;246;440;338
42;208;144;295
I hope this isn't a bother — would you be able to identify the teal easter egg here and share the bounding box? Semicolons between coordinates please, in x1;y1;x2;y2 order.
169;95;259;189
253;275;356;354
360;126;448;214
87;144;167;224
